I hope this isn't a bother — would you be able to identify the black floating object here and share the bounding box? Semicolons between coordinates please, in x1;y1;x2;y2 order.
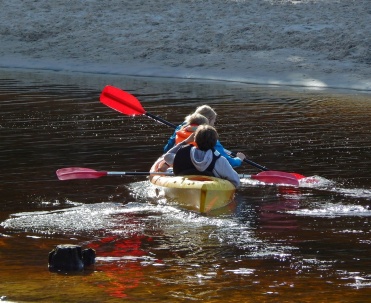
48;244;96;272
82;247;96;267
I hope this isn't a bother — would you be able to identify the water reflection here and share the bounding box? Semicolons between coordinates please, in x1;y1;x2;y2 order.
1;69;371;301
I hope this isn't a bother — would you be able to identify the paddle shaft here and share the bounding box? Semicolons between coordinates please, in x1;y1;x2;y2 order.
72;171;256;178
145;112;177;128
107;171;173;176
224;150;268;171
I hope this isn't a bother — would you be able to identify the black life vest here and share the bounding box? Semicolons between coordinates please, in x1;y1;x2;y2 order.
173;144;220;176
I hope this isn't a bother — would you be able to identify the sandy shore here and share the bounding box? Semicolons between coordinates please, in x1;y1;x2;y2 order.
0;0;370;91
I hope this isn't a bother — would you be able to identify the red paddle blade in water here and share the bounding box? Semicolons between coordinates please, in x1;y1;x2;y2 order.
100;85;145;116
56;167;107;180
252;171;300;186
290;172;306;180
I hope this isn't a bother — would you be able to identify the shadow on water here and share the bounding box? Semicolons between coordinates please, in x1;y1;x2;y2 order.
1;68;371;302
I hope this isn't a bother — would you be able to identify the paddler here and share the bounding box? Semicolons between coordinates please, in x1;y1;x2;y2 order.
163;125;242;188
174;112;209;146
163;105;245;167
151;113;208;173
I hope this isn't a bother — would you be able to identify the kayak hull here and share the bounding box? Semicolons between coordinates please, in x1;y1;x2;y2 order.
150;174;236;213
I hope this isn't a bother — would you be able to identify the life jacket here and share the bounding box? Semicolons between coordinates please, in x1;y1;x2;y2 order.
175;124;198;146
173;144;220;176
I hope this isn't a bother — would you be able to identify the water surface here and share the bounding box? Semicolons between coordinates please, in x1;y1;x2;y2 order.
1;69;371;302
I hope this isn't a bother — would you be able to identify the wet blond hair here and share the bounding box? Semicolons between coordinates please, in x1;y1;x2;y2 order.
184;113;209;126
194;105;217;124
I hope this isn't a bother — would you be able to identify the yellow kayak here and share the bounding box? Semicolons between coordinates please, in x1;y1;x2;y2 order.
150;174;236;214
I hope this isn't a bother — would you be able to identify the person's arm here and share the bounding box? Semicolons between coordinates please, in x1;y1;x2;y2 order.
164;132;195;165
214;140;243;168
163;124;183;152
213;157;241;187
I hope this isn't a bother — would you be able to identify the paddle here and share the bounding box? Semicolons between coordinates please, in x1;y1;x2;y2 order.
56;167;299;186
100;85;270;171
56;167;173;180
100;85;177;128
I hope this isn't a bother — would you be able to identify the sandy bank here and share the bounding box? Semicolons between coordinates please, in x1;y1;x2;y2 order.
0;0;370;91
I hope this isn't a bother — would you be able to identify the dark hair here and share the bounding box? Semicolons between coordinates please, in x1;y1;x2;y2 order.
194;125;218;151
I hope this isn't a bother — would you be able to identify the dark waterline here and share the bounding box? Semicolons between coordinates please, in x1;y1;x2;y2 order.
1;69;371;302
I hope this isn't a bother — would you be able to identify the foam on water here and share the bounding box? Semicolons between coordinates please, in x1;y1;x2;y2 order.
288;203;371;218
1;177;299;260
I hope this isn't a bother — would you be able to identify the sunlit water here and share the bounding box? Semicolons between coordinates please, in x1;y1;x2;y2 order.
1;68;371;302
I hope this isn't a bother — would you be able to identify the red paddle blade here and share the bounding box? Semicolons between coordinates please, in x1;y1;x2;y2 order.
100;85;146;116
252;171;299;186
56;167;107;180
290;172;306;180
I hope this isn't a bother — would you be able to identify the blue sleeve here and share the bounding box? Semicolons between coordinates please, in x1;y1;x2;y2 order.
163;124;183;152
214;140;242;168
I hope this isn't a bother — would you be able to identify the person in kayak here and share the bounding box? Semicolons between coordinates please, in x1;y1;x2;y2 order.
174;112;209;146
163;105;245;167
163;125;241;187
151;113;208;173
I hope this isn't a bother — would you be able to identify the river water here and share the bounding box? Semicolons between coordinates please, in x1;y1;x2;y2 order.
1;68;371;302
